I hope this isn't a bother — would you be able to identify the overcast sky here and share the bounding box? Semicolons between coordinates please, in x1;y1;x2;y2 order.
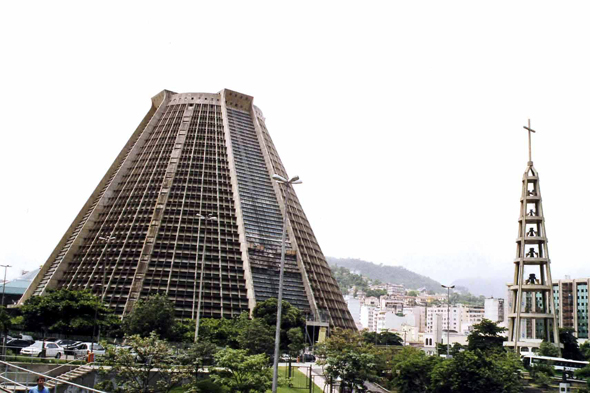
2;1;589;289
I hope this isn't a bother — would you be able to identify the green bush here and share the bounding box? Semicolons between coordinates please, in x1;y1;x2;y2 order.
195;378;225;393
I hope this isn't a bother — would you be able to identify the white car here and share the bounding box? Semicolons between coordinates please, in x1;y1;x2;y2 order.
20;341;65;359
70;342;106;358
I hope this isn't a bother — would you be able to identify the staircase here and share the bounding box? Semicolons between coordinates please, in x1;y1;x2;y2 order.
0;360;104;393
44;365;95;390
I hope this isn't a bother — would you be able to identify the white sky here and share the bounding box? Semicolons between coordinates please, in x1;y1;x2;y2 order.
1;1;590;288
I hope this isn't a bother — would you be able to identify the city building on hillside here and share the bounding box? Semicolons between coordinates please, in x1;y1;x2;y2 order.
424;314;443;355
411;306;427;332
404;296;417;307
360;304;378;331
345;296;362;326
380;295;403;312
387;284;405;296
426;304;484;334
370;284;388;292
364;296;379;307
484;298;506;324
424;313;470;355
463;305;485;327
360;304;426;336
19;89;355;330
552;277;590;339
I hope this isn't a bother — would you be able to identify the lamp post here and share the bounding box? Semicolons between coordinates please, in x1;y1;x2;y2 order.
92;236;115;352
0;265;11;307
194;213;218;343
0;265;11;362
271;174;302;393
441;284;455;359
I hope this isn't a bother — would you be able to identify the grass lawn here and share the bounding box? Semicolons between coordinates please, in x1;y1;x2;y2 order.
278;366;323;393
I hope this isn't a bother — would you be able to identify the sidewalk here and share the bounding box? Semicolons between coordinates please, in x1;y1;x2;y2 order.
300;365;327;392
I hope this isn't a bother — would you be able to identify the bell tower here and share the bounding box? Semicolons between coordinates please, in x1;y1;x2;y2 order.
506;120;560;352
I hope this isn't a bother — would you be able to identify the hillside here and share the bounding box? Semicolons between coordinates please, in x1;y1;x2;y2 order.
327;257;443;293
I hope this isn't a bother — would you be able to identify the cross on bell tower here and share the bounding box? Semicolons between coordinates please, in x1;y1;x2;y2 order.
506;120;561;353
524;119;535;164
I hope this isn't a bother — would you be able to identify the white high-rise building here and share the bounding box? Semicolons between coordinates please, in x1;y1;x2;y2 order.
426;304;484;334
346;296;361;325
360;305;378;331
484;298;505;324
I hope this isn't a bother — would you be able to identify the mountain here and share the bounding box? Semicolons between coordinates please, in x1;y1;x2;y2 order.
327;257;442;293
451;276;509;298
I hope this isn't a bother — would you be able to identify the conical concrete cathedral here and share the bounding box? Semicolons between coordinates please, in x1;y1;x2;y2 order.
506;121;560;352
20;89;355;330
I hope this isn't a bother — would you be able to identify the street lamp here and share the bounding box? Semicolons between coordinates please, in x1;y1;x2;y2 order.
0;265;11;361
271;174;302;393
194;213;218;343
92;236;115;352
441;284;455;359
0;265;12;307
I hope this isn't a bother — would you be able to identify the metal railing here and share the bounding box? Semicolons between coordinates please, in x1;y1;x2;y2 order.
0;360;105;393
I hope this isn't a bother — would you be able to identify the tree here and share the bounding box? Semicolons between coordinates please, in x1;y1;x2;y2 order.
560;328;584;360
252;298;305;331
379;331;403;345
529;362;554;388
538;341;560;357
287;327;305;358
575;364;590;391
252;298;305;350
179;340;218;380
449;292;486;307
581;340;590;360
97;333;183;393
430;350;523;393
390;346;440;393
436;342;464;357
362;331;403;346
0;307;12;336
316;328;381;392
362;331;379;345
330;265;371;293
122;294;180;340
175;319;196;343
407;290;419;297
365;289;387;298
237;318;274;357
210;348;272;393
20;289;118;336
467;319;506;353
198;314;244;348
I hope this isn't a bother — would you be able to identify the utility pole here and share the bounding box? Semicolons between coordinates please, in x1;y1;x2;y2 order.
0;265;11;307
0;265;10;362
271;174;302;393
441;284;454;358
92;236;115;353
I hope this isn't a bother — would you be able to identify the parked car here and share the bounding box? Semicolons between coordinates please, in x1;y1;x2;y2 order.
302;353;316;362
68;342;106;358
114;344;139;360
56;339;79;347
7;334;34;341
280;353;294;362
20;341;65;358
6;339;35;353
